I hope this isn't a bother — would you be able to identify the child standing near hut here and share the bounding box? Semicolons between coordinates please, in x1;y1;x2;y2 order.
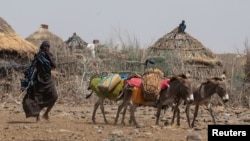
178;20;186;33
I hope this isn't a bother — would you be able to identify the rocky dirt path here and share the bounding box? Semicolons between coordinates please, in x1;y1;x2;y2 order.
0;101;249;141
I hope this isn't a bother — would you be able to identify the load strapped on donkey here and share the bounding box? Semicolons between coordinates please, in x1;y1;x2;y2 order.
126;59;168;105
97;73;122;93
88;73;127;100
141;67;164;101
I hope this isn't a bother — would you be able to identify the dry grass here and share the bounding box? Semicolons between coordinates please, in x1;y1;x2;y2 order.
0;21;249;108
1;44;249;108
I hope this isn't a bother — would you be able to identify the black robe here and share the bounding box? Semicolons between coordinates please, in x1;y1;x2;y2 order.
22;49;58;118
22;76;57;118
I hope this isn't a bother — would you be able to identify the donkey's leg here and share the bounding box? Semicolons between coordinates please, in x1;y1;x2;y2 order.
176;107;181;126
177;99;184;126
114;94;131;125
156;102;163;125
191;104;200;127
207;103;216;124
92;98;101;124
185;104;191;127
36;114;40;122
129;104;138;125
122;93;133;125
114;101;125;125
171;100;180;126
171;106;177;126
121;104;128;125
99;98;108;124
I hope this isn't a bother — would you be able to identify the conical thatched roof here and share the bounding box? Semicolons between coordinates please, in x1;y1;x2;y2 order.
26;24;66;54
0;17;37;57
148;27;222;67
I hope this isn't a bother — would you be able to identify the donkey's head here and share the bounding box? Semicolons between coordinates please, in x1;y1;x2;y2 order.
209;76;229;103
170;73;194;104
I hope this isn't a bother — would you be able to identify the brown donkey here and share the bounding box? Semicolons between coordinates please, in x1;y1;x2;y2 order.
186;72;229;128
114;73;194;126
86;76;128;124
158;73;194;126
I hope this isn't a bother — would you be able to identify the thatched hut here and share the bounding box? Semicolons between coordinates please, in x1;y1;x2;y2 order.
0;17;37;71
26;24;69;74
0;17;38;94
26;24;66;55
147;27;223;80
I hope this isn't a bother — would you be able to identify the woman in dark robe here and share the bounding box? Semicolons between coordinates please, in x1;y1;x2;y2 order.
22;41;58;121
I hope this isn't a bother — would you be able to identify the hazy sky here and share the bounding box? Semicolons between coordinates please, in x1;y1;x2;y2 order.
1;0;250;53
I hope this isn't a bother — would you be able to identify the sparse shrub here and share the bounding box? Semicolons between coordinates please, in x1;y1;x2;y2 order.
244;39;250;82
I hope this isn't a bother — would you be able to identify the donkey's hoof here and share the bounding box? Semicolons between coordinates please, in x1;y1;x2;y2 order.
164;121;169;126
36;115;40;122
42;115;49;121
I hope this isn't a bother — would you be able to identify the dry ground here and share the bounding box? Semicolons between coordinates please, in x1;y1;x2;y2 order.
0;100;249;141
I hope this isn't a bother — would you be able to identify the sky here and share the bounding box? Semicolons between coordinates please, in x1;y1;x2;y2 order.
1;0;250;54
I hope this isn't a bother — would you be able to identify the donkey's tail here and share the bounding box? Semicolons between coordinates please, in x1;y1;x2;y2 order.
85;91;93;99
115;91;124;101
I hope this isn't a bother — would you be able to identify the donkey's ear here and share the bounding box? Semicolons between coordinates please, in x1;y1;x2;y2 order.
186;70;191;78
221;71;226;80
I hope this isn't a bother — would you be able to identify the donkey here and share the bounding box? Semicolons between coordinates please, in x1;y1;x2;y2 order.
86;76;129;124
186;72;229;128
114;73;194;126
156;74;194;126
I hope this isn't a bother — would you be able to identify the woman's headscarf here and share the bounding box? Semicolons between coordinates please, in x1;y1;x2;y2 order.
39;41;50;52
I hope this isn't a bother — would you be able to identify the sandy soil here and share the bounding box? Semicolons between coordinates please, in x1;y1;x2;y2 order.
0;101;249;141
